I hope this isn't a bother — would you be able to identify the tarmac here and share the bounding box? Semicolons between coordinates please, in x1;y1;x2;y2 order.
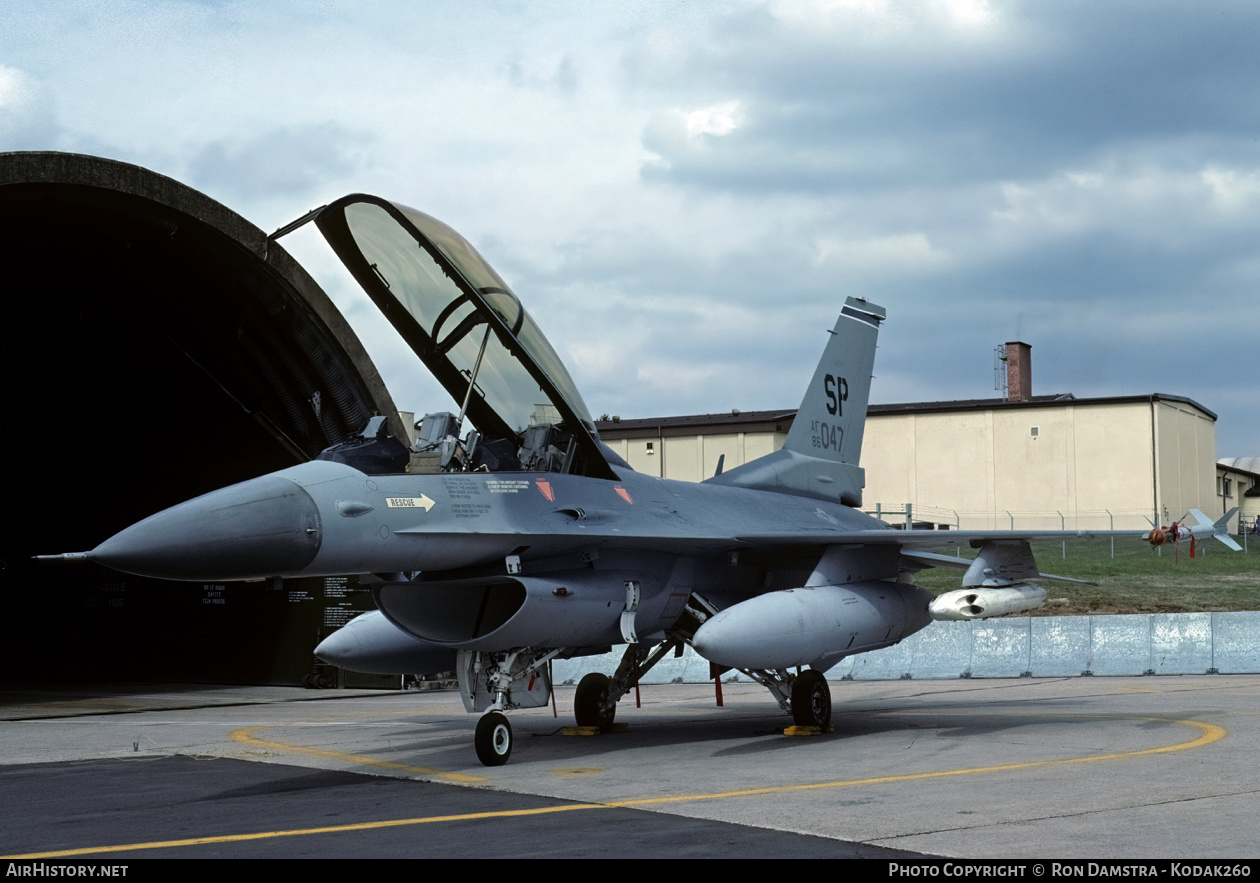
2;675;1259;859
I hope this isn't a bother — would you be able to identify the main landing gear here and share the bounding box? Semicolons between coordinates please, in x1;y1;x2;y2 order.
566;594;836;735
734;665;833;730
573;652;833;735
574;672;617;729
464;596;835;766
566;594;719;734
789;669;832;729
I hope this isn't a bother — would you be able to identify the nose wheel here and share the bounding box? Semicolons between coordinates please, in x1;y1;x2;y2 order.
474;710;513;766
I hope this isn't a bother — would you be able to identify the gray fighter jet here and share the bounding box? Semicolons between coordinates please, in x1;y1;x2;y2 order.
50;195;1242;765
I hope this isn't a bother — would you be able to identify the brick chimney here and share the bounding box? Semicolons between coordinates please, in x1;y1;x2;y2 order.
1005;341;1032;402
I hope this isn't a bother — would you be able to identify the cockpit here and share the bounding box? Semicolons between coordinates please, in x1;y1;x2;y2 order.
279;195;618;480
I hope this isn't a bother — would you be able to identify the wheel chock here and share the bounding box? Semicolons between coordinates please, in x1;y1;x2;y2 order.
563;723;630;736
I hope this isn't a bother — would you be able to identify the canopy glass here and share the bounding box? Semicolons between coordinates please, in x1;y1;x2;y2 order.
312;196;613;479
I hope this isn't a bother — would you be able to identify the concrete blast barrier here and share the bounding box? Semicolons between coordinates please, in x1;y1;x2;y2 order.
551;611;1260;685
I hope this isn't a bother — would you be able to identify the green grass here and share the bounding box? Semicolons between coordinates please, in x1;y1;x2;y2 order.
911;535;1260;615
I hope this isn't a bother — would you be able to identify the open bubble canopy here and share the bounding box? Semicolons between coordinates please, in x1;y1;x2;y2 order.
308;195;617;480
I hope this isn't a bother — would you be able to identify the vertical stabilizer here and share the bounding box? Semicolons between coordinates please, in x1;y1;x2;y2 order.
783;297;883;467
707;297;884;506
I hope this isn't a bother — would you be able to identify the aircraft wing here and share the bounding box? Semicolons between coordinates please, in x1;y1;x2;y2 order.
732;527;1138;546
731;518;1236;592
736;506;1240;552
898;549;1099;585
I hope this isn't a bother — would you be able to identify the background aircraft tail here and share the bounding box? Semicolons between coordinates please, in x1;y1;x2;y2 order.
707;297;884;506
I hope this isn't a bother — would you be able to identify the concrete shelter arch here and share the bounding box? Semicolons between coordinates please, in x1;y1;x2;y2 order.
1;151;399;680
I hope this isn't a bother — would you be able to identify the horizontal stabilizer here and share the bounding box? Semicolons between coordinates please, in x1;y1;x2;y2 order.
1216;534;1244;552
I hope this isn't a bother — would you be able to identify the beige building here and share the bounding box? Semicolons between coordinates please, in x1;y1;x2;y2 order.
597;394;1221;532
859;393;1219;531
596;342;1237;534
1217;458;1260;533
597;409;792;483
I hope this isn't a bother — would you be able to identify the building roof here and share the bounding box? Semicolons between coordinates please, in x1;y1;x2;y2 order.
596;393;1218;438
867;394;1075;415
867;392;1216;420
1219;456;1260;476
1218;458;1260;497
595;409;795;439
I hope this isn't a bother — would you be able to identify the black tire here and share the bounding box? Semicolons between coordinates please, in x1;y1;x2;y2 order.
574;672;616;729
474;711;513;766
791;669;832;728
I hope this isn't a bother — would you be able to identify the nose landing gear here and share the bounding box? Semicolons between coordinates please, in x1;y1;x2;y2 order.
474;710;513;766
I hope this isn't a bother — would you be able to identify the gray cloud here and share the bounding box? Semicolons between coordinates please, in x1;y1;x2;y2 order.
0;66;59;150
602;2;1259;452
639;2;1260;194
187;123;369;200
3;0;1253;453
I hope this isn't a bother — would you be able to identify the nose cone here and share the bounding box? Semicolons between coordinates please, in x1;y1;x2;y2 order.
90;475;322;581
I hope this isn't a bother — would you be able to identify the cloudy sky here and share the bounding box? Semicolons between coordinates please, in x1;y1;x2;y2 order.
3;0;1256;453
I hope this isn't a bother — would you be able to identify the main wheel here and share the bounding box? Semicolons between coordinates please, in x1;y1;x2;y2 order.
791;669;832;729
574;672;616;729
474;711;513;766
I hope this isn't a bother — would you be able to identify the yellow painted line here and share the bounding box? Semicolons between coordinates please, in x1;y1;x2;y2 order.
612;716;1226;808
228;726;486;783
3;715;1224;859
1;804;606;859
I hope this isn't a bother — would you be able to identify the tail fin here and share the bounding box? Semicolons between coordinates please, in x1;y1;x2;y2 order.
783;297;883;467
1211;507;1238;532
706;297;884;506
1193;507;1243;551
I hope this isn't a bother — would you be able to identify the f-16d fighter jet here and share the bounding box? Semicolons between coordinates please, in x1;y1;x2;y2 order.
55;196;1242;765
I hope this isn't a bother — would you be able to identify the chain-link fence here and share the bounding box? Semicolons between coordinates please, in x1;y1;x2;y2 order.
862;503;1256;556
863;503;1156;532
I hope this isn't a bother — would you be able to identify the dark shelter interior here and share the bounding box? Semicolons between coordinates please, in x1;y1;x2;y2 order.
0;152;396;683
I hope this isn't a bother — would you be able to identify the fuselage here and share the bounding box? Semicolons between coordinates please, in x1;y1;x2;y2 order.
90;458;893;584
87;457;922;657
